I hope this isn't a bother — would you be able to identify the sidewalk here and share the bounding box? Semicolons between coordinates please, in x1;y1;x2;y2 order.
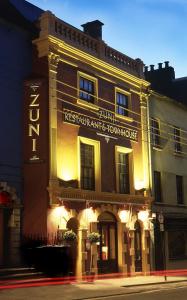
0;274;187;300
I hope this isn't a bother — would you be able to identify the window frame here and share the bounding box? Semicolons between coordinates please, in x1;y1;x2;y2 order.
115;146;133;194
153;170;162;202
174;126;182;154
176;175;184;205
78;136;101;191
77;71;98;110
151;118;161;148
115;87;133;122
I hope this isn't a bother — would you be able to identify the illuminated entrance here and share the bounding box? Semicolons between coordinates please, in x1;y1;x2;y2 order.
97;212;118;274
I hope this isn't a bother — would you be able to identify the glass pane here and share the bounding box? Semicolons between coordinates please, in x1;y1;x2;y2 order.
109;225;116;259
101;225;108;260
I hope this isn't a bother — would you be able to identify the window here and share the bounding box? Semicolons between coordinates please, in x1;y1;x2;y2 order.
78;72;98;107
176;175;184;204
80;142;95;190
79;77;95;103
117;152;130;194
151;119;160;147
168;231;187;259
174;127;182;153
154;171;162;202
116;92;128;117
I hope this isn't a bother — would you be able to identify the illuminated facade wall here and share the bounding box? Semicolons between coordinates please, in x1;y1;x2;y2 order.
149;91;187;271
23;11;153;276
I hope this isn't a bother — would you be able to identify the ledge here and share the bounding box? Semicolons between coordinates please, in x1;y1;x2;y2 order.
77;99;99;111
48;186;153;206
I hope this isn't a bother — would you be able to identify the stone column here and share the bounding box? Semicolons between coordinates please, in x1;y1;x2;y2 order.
48;53;60;195
129;230;135;274
89;222;98;274
118;222;127;273
76;228;87;279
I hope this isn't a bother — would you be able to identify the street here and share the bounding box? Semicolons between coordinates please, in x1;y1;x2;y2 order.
0;280;187;300
86;285;187;300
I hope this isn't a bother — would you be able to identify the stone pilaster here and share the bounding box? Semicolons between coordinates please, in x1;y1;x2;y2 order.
140;93;151;196
48;53;60;194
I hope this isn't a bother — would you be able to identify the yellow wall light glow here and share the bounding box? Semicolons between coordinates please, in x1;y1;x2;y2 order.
118;210;130;223
138;210;149;222
84;207;97;222
134;180;145;191
80;207;97;228
52;205;69;223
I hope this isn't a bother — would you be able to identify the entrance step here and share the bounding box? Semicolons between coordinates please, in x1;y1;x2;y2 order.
0;267;44;281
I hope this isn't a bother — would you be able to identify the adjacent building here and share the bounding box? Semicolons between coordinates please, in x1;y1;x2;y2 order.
23;11;153;277
146;63;187;271
0;0;42;266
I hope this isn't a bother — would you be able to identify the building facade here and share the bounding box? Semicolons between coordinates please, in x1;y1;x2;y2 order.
0;0;42;266
148;88;187;271
23;11;153;277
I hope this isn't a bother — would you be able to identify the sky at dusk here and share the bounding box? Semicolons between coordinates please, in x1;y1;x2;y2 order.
28;0;187;78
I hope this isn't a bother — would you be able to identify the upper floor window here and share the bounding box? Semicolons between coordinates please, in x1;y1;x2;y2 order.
117;152;130;194
116;92;128;117
151;118;160;147
80;142;95;190
154;171;162;202
176;175;184;205
78;72;98;107
174;126;182;153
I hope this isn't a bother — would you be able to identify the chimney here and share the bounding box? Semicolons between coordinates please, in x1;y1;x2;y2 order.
150;64;155;71
158;63;162;69
164;61;169;68
144;66;148;72
81;20;104;40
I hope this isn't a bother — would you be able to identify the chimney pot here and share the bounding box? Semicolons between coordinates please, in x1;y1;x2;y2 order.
81;20;104;40
158;63;162;69
144;66;148;72
150;64;154;71
164;61;169;68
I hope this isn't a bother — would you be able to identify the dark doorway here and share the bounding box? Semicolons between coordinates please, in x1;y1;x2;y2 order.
97;212;118;274
154;220;164;270
134;221;142;272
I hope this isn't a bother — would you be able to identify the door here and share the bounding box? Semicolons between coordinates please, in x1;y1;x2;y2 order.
97;212;118;274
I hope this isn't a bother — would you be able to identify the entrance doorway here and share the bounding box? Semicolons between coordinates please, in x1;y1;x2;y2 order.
134;221;142;272
97;212;118;274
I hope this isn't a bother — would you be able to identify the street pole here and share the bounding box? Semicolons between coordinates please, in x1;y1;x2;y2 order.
158;212;167;281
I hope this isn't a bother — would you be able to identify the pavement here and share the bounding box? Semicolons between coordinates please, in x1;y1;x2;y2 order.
0;273;187;300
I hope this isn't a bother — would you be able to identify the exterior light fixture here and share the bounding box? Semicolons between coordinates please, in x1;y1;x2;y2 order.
118;210;130;223
138;210;149;222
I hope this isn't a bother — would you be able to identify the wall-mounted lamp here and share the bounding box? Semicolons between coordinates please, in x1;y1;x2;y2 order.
118;210;130;223
135;188;146;196
138;210;149;222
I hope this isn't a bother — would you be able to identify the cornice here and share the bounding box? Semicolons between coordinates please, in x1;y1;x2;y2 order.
33;35;150;90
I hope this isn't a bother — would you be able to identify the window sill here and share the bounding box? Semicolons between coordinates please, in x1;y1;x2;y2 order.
77;99;99;111
173;151;183;158
152;145;163;151
115;113;134;123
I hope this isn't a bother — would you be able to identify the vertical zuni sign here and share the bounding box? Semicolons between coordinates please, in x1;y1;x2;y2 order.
28;84;40;160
